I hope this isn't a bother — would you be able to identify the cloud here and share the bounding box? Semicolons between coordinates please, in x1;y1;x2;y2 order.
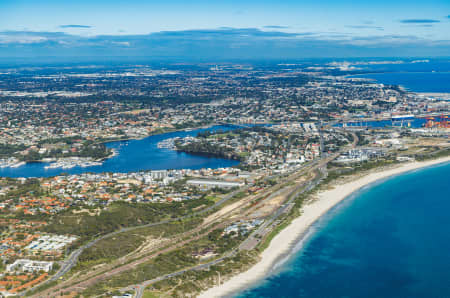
60;25;92;29
345;34;423;46
0;31;72;44
346;25;384;31
400;19;440;24
0;34;47;44
111;41;130;46
263;25;290;29
0;28;449;59
152;28;300;38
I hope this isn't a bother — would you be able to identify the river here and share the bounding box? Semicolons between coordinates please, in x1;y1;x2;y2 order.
0;125;240;178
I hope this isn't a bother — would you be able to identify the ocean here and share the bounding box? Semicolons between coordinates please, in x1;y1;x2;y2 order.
355;72;450;93
352;59;450;93
236;161;450;298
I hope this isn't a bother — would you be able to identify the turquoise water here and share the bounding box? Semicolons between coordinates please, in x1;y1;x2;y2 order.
237;161;450;298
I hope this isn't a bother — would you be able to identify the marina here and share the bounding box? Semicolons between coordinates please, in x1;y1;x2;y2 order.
0;158;26;169
156;137;181;150
44;157;103;170
0;125;240;178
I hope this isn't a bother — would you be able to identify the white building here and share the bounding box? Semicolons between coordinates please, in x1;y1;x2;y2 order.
187;179;244;189
25;235;77;252
6;259;53;273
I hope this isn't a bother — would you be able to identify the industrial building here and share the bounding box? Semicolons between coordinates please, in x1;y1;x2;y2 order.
187;179;244;189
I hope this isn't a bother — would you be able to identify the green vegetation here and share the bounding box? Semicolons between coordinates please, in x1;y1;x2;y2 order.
0;143;26;156
19;141;111;162
147;252;258;297
233;191;247;200
80;227;247;296
80;248;197;296
133;218;204;238
3;178;43;199
77;233;146;268
143;292;164;298
258;219;290;252
326;158;398;184
44;199;214;243
38;136;82;145
24;280;58;297
74;218;203;271
415;147;450;161
355;131;370;146
175;140;242;161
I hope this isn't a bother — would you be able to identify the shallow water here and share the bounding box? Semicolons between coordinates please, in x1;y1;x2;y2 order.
237;162;450;298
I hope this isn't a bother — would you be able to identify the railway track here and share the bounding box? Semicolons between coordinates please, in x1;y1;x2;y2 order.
32;142;347;297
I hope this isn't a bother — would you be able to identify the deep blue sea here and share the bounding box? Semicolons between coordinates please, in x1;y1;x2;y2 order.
0;125;240;178
236;161;450;298
337;59;450;128
355;72;450;93
352;59;450;93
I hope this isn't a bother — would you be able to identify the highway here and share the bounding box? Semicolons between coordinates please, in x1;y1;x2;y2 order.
125;131;353;298
130;175;327;298
32;169;293;296
59;152;339;297
128;157;333;298
42;124;353;294
28;127;356;297
127;248;238;298
22;185;249;296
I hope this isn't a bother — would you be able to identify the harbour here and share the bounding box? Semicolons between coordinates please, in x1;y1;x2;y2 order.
0;125;240;178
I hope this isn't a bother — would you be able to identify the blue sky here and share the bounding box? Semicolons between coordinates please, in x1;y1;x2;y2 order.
0;0;449;59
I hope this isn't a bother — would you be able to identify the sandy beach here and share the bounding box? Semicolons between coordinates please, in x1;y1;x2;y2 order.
199;156;450;298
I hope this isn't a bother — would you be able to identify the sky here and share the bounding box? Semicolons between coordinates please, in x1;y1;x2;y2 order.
0;0;449;60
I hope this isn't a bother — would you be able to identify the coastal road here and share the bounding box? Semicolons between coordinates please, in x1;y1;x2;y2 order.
130;173;327;298
239;164;327;251
36;177;291;296
128;248;239;298
128;160;333;298
46;162;323;296
29;147;340;296
22;185;249;296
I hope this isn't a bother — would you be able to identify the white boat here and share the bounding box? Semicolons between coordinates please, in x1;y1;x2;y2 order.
392;114;414;120
10;161;26;168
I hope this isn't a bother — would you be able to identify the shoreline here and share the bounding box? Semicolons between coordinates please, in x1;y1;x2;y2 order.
198;156;450;298
0;123;239;175
416;92;450;100
97;122;241;145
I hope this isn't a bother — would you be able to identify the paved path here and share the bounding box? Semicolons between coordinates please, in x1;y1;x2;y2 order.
129;159;333;298
22;186;247;296
28;127;354;296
